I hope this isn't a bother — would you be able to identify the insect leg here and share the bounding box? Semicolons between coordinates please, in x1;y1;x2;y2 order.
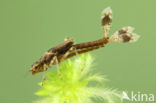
42;64;47;86
54;56;63;79
45;55;62;79
60;46;78;62
49;54;56;67
73;46;78;55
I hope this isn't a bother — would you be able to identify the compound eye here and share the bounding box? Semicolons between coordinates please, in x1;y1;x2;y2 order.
32;70;36;75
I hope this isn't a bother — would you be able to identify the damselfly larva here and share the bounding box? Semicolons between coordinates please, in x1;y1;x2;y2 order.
30;7;139;84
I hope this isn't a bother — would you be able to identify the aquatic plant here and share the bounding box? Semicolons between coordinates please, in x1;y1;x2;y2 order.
33;54;122;103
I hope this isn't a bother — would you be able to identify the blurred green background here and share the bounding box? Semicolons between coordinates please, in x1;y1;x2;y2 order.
0;0;155;103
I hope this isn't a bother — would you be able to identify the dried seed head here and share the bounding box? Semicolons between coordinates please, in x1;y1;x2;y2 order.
101;7;112;27
110;26;140;43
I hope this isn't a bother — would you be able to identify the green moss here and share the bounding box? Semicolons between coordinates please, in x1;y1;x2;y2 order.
34;54;122;103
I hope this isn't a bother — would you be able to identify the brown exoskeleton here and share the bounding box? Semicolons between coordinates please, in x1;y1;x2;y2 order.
30;7;139;84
